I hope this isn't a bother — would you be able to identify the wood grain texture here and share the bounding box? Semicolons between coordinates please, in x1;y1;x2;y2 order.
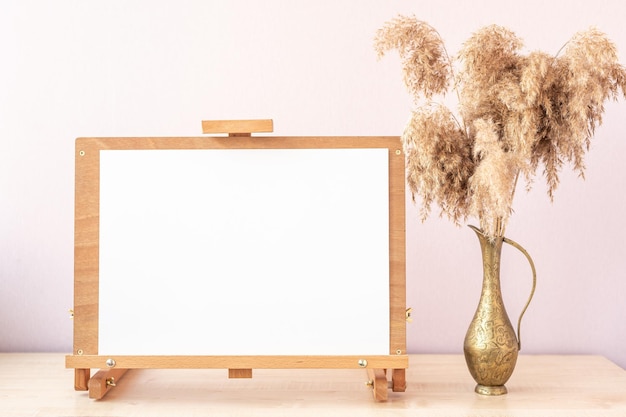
5;354;626;416
73;141;100;356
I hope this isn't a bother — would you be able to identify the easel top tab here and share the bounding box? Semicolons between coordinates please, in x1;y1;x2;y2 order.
201;119;274;136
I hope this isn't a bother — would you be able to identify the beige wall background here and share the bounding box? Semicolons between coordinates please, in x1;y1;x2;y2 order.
1;0;625;368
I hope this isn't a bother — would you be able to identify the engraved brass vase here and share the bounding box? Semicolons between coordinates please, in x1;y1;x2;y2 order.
463;225;536;396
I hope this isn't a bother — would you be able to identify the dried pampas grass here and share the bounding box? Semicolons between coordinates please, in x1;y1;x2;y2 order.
375;15;626;240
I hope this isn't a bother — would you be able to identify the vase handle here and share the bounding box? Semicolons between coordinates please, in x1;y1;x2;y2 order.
502;236;537;351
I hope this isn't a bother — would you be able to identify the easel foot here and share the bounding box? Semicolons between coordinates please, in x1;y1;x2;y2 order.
365;368;407;401
366;368;389;401
88;368;129;399
74;368;90;391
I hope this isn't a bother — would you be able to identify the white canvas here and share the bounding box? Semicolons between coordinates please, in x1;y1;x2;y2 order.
98;148;390;355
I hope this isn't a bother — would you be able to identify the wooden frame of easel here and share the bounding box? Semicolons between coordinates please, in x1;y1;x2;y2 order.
65;119;408;401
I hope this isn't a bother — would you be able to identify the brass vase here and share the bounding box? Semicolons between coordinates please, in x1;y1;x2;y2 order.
463;225;536;396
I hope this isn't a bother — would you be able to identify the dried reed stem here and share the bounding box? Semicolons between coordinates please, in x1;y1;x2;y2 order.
376;16;626;240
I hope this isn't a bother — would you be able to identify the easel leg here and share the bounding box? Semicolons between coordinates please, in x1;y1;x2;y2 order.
88;368;129;399
366;369;388;401
391;368;407;392
74;368;90;391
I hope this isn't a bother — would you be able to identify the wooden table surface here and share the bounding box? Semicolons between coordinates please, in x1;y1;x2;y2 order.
1;353;626;416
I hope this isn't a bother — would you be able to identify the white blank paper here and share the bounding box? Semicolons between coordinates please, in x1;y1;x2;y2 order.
98;148;390;356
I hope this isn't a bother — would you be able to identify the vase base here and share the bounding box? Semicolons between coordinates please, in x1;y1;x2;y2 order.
475;384;508;396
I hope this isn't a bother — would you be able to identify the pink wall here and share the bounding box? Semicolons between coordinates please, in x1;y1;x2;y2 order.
1;1;625;368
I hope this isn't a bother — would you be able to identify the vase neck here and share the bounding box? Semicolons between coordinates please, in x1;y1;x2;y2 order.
470;226;504;292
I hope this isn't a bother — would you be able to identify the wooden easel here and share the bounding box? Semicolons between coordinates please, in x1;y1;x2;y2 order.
66;119;408;401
